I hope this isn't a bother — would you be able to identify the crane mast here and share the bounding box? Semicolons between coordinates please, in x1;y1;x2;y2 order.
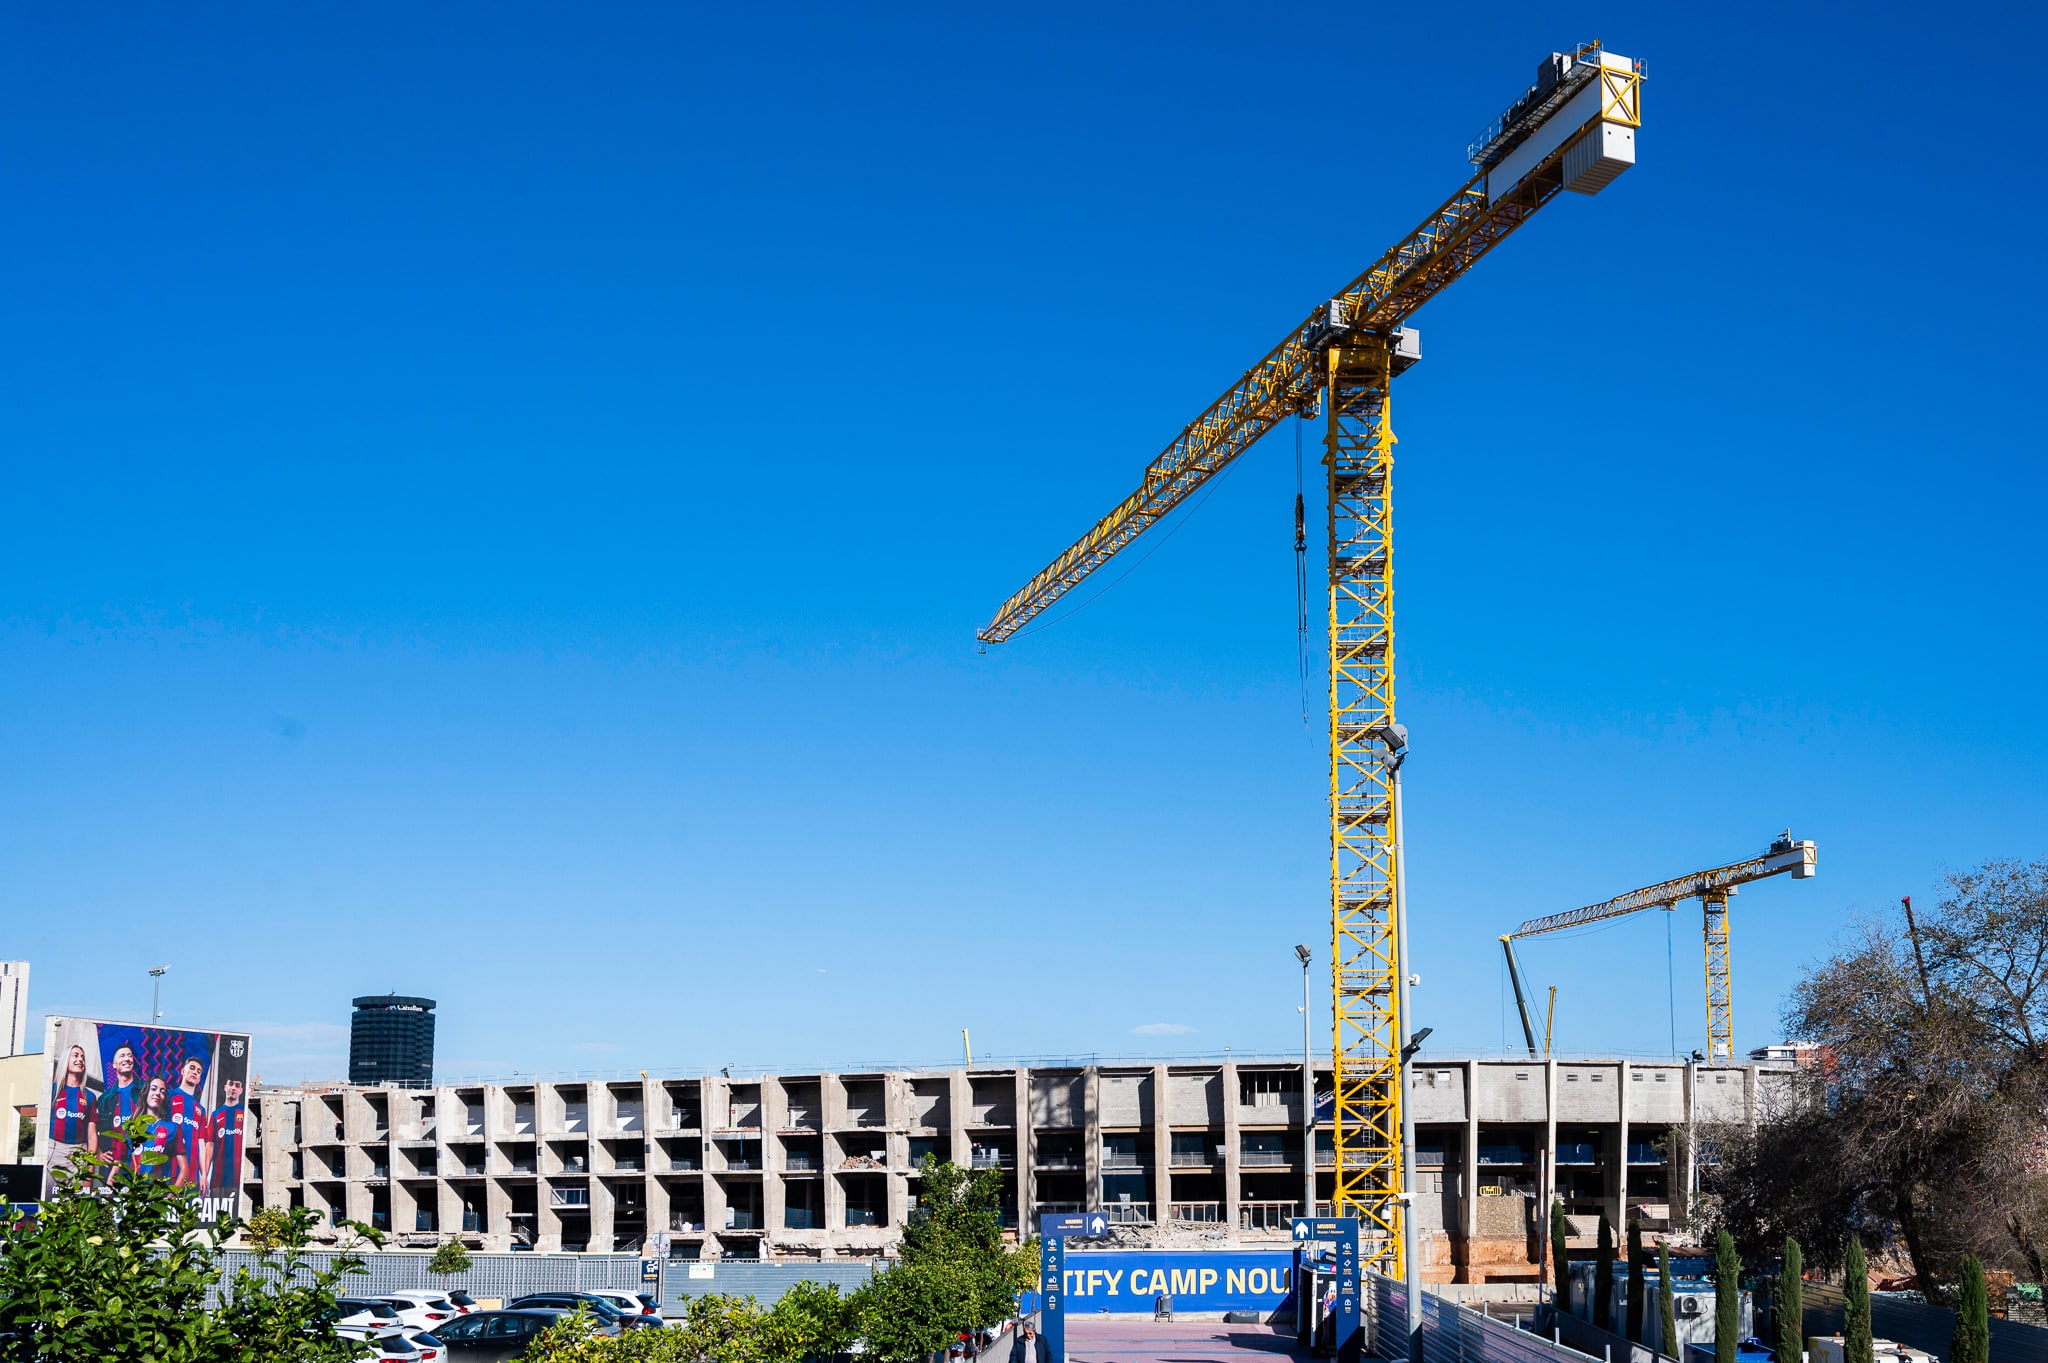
980;45;1643;1278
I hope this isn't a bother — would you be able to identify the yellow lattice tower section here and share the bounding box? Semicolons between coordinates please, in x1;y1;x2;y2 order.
1702;892;1734;1058
1324;338;1405;1275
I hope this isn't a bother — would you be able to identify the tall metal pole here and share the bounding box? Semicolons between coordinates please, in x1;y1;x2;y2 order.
1385;733;1422;1363
149;965;168;1023
1297;945;1316;1218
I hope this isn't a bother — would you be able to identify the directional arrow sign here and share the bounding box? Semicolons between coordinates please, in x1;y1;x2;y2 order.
1085;1211;1108;1237
1291;1217;1356;1242
1039;1211;1111;1239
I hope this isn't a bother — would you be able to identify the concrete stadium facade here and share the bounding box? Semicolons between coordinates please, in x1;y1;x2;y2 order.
246;1055;1795;1281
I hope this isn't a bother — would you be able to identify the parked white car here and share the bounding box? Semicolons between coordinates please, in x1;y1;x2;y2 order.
578;1290;669;1326
334;1298;407;1338
376;1292;464;1331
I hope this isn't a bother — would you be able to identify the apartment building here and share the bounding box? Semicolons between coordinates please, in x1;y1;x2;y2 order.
246;1055;1793;1281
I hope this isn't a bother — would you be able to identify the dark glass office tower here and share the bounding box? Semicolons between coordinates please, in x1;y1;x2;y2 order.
349;994;436;1087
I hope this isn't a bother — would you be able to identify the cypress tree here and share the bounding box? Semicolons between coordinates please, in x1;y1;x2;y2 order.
1595;1213;1616;1331
1551;1199;1570;1308
1626;1217;1647;1343
1660;1241;1680;1359
1714;1229;1741;1363
1775;1236;1803;1363
1950;1253;1990;1363
1843;1236;1872;1363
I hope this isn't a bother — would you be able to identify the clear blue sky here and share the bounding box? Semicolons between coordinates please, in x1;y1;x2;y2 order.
3;4;2042;1083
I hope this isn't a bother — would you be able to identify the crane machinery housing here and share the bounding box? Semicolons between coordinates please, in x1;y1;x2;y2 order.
979;43;1644;1279
1501;833;1818;1061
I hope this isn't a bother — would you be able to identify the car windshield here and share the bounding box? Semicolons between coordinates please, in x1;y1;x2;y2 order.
426;1301;453;1312
414;1334;443;1347
378;1339;412;1355
448;1293;475;1306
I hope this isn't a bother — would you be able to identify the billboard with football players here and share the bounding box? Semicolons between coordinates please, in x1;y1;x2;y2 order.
39;1016;252;1225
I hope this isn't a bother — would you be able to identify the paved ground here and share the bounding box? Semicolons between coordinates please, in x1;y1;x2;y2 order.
1063;1320;1308;1363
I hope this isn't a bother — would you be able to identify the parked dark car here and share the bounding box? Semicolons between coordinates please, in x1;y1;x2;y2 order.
504;1293;660;1330
430;1309;609;1360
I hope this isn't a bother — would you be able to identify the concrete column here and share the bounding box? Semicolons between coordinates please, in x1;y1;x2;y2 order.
537;1178;562;1252
886;1163;911;1231
647;1175;671;1246
704;1172;731;1248
1083;1067;1102;1213
1151;1064;1172;1223
1221;1062;1241;1234
590;1177;616;1252
438;1179;466;1242
822;1132;845;1231
1015;1068;1034;1231
820;1072;843;1130
763;1077;788;1242
1462;1061;1480;1263
948;1070;972;1166
1615;1062;1630;1229
1542;1058;1558;1215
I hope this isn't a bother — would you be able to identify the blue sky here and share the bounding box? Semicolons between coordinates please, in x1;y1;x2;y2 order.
3;4;2042;1083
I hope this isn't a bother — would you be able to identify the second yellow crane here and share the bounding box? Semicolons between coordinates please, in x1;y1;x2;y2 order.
980;45;1644;1278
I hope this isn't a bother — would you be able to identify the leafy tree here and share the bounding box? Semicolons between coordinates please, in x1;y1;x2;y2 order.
1843;1236;1873;1363
1714;1230;1740;1363
244;1204;298;1250
676;1293;768;1363
427;1240;473;1277
1706;863;2048;1293
1950;1253;1989;1363
0;1130;373;1362
1659;1241;1679;1358
1775;1236;1803;1363
1550;1199;1570;1306
1594;1214;1614;1330
216;1205;380;1363
0;1142;231;1361
851;1157;1033;1360
759;1280;855;1363
1626;1217;1646;1343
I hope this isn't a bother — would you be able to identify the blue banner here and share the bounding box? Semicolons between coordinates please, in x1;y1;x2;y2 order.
1058;1251;1296;1312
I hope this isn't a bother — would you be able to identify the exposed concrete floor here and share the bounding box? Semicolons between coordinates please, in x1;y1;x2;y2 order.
1063;1320;1309;1363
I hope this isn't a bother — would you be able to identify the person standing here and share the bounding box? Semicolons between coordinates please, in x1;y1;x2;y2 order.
166;1055;212;1189
91;1042;143;1170
131;1076;173;1178
209;1077;247;1198
46;1044;94;1176
1010;1323;1052;1363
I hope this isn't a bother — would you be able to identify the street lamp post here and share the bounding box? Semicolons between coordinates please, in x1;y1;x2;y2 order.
1295;943;1315;1220
1372;723;1424;1363
148;965;169;1024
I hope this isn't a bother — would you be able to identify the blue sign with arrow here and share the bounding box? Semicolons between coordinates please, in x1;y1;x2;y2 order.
1039;1210;1109;1239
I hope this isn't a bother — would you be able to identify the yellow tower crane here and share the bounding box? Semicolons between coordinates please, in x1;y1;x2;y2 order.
978;44;1644;1277
1500;833;1818;1061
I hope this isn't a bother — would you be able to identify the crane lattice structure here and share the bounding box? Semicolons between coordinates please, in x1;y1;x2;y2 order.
979;45;1643;1276
1503;833;1817;1060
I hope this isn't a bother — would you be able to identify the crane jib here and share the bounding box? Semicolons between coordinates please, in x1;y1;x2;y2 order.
977;58;1640;646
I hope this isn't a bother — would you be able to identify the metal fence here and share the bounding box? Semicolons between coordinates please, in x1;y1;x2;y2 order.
663;1261;881;1309
1802;1281;2048;1363
211;1249;649;1306
1362;1272;1605;1363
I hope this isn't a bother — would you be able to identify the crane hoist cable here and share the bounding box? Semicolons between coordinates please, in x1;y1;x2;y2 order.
978;43;1645;1277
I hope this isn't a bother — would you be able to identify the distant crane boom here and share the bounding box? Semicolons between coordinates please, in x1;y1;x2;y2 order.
1506;833;1817;1058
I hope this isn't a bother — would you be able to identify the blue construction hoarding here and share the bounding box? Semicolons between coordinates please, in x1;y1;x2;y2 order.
1055;1250;1296;1313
